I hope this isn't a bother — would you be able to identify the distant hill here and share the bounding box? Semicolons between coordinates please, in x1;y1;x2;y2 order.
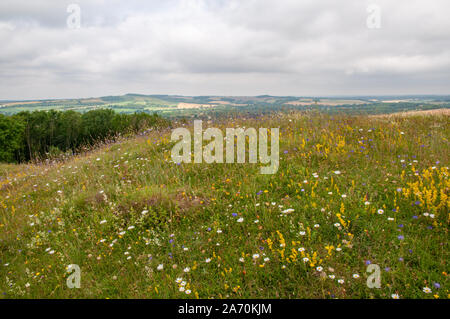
0;94;449;116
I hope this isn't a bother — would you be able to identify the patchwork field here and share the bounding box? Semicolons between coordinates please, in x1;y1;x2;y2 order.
1;94;449;117
0;111;448;299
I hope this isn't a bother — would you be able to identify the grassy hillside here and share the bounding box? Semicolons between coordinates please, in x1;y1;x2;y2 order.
0;111;448;298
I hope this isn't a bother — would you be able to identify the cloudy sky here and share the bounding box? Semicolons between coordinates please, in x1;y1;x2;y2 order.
0;0;449;100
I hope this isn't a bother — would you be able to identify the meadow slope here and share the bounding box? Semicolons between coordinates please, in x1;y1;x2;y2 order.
0;111;448;299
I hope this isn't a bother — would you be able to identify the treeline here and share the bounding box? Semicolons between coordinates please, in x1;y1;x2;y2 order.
0;109;169;163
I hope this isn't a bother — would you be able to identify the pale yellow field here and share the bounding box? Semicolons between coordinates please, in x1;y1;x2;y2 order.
177;102;217;109
1;101;41;106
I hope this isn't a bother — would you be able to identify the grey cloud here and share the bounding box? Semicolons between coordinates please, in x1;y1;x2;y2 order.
0;0;449;99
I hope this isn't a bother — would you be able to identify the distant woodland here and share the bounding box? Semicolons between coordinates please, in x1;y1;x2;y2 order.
0;109;168;163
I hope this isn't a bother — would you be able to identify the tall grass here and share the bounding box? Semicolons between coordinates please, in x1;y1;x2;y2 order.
0;111;448;299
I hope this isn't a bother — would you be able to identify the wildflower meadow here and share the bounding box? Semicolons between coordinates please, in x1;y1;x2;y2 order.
0;111;448;299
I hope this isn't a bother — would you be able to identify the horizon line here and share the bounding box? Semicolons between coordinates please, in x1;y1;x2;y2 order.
2;93;450;103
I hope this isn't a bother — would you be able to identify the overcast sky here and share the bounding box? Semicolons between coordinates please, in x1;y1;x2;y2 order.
0;0;449;100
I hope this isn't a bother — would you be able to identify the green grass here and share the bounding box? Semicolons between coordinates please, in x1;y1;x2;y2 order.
0;111;448;299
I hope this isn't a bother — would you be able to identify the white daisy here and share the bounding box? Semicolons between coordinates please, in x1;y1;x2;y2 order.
423;287;432;294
